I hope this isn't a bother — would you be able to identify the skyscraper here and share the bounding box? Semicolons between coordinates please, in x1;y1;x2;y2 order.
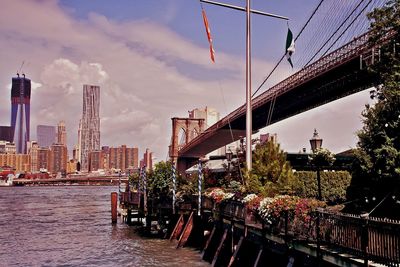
37;125;56;148
11;74;31;153
57;120;67;146
0;126;13;142
49;143;67;174
140;148;153;171
78;85;100;171
108;145;138;172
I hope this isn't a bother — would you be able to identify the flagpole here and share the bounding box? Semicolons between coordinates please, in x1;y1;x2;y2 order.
199;0;288;171
200;0;288;20
246;0;252;171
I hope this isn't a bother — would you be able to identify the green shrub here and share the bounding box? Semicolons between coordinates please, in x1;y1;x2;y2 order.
294;171;351;204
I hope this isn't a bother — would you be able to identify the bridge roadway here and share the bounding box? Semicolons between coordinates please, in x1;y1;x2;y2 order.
13;175;129;186
177;31;393;170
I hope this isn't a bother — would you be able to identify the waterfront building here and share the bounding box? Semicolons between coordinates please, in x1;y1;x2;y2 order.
108;145;138;172
66;159;78;174
0;141;16;154
109;146;122;171
0;126;13;142
140;148;152;171
37;147;50;172
101;146;110;171
28;141;39;172
88;150;103;172
49;144;67;174
37;125;56;148
78;85;100;171
77;121;82;164
260;133;277;144
57;120;67;146
11;74;31;153
189;106;220;129
126;147;139;169
0;153;30;172
72;145;79;161
189;107;224;156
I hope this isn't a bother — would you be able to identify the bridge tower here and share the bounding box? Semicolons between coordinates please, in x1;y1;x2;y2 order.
169;117;205;174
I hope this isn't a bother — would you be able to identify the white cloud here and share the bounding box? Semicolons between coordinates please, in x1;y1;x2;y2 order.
0;0;372;161
0;0;258;159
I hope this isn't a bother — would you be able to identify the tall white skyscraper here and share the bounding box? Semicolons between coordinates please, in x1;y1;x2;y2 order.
78;85;100;171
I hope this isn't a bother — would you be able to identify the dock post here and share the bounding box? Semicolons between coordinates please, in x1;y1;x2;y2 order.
111;192;118;224
126;208;132;225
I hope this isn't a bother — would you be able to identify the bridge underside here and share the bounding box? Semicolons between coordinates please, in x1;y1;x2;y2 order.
178;56;378;167
234;58;377;131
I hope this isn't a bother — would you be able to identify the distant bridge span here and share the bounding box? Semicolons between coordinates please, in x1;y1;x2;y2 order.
176;31;392;171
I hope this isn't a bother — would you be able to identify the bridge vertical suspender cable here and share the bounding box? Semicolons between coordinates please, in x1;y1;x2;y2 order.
254;0;326;127
252;0;325;98
262;0;383;128
304;0;370;67
320;0;384;59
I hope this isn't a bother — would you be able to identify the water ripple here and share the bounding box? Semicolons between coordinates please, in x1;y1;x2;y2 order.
0;186;208;267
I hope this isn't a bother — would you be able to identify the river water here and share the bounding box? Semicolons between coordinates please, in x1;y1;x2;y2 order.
0;186;208;267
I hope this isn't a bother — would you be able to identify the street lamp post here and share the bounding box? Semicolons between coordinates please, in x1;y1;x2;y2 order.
309;128;323;266
310;129;323;200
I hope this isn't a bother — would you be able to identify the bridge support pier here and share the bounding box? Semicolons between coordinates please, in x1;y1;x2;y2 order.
176;158;199;177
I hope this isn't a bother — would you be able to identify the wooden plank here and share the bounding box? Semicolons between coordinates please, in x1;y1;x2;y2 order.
211;229;228;267
177;212;194;248
228;236;244;267
253;247;263;267
169;214;185;241
202;226;216;257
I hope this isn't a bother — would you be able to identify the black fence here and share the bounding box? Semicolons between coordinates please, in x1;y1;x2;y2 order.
212;198;400;266
120;194;400;266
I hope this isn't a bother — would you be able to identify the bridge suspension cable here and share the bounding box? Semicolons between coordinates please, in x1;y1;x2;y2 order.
305;0;374;67
252;0;326;98
253;0;389;127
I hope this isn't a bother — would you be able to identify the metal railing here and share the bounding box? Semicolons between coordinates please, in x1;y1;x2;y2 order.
208;198;400;266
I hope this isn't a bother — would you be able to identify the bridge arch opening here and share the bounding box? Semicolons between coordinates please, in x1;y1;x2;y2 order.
178;128;186;148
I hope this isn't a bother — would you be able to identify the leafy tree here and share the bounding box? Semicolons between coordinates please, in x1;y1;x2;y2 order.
147;161;174;198
245;140;299;197
309;148;336;168
348;1;400;207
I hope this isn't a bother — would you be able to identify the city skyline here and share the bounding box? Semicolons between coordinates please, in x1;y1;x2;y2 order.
0;1;375;160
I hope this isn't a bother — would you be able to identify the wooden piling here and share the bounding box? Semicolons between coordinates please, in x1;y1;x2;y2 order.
126;208;132;225
212;228;232;267
228;236;244;267
177;212;194;248
170;214;185;241
111;192;118;224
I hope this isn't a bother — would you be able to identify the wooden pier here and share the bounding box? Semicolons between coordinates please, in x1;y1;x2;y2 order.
119;192;400;267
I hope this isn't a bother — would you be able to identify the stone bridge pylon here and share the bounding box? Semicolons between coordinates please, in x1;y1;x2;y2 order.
169;117;205;175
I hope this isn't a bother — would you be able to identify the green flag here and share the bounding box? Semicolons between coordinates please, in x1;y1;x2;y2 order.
285;28;295;68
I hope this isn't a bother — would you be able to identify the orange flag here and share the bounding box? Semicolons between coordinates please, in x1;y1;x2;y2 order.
202;8;215;63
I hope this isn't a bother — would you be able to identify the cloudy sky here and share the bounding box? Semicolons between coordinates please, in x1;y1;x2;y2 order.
0;0;374;160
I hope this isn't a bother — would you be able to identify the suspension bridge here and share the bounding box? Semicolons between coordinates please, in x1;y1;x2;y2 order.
170;0;393;172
